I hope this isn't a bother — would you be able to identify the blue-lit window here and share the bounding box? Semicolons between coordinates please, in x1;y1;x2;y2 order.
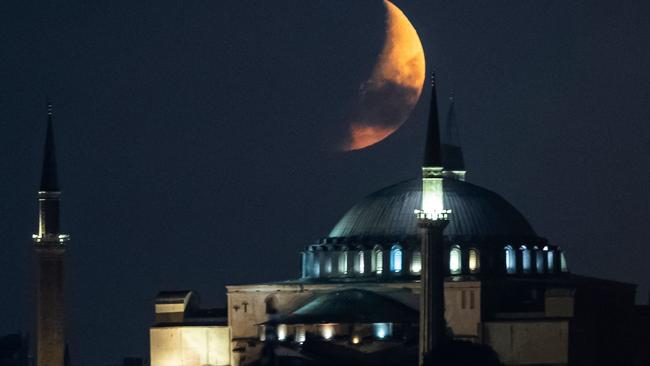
449;245;462;274
521;245;531;273
505;245;516;274
546;248;555;273
534;246;544;273
338;249;348;275
390;245;403;273
373;323;393;339
560;251;568;272
313;252;321;277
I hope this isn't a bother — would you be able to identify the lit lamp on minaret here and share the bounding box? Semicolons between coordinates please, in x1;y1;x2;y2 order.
33;103;69;366
415;75;450;365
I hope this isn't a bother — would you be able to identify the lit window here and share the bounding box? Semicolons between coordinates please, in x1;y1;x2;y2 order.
339;250;348;275
560;251;568;272
390;245;403;273
411;250;422;273
521;245;531;273
259;325;266;341
373;323;392;339
313;257;320;278
355;250;366;274
505;245;516;274
372;247;383;274
277;324;287;341
468;248;480;273
547;250;555;273
324;254;332;274
534;246;544;273
295;326;306;343
449;246;462;274
321;324;334;340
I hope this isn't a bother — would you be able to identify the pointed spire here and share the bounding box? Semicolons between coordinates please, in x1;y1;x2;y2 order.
442;90;465;171
40;102;59;191
423;73;443;167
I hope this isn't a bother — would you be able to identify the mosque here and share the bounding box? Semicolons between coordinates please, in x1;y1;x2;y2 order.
148;79;647;366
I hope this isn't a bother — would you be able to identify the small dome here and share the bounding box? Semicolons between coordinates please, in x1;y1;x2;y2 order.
329;178;537;241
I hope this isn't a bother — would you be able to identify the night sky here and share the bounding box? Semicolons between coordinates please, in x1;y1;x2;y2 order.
1;1;649;365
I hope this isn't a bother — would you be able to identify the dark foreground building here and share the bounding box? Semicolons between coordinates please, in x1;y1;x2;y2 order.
149;78;648;366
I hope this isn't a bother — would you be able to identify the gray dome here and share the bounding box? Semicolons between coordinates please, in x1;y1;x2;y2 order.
329;178;537;241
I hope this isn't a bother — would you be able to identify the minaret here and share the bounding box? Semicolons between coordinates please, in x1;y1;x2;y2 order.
442;90;466;181
416;75;450;365
33;103;68;366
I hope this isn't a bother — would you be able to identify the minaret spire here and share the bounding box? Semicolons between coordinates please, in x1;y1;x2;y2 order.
442;90;466;178
40;102;59;192
423;74;443;168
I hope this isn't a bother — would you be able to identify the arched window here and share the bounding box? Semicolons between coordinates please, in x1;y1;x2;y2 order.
505;245;516;274
449;245;462;274
312;252;321;277
535;246;544;273
390;245;403;273
411;250;422;274
546;247;555;273
468;248;480;273
372;247;383;274
560;251;569;272
338;249;348;275
265;295;278;315
324;252;333;275
520;245;531;273
355;250;365;274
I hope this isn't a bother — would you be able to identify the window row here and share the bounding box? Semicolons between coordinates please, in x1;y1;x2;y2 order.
259;322;396;343
301;245;483;278
503;245;569;274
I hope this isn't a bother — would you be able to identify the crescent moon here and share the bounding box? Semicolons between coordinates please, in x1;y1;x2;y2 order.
343;0;426;151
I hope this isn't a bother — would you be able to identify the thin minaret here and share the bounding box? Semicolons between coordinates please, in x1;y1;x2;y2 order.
33;103;68;366
417;74;450;365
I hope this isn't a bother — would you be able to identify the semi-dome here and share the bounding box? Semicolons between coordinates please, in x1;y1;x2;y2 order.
329;177;537;241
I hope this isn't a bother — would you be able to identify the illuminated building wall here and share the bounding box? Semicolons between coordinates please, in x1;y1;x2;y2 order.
150;326;230;366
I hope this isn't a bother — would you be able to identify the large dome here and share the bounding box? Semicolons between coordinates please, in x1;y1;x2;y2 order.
329;178;537;241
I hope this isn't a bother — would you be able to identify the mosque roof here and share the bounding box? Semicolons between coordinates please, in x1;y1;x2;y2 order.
328;177;537;242
268;289;418;325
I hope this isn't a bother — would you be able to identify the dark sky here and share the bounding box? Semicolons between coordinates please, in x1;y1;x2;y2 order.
1;1;649;365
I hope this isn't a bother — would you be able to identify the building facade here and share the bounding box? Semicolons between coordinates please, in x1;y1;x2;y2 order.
150;82;645;365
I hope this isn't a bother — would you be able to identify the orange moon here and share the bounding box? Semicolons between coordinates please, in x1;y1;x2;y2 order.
343;0;426;151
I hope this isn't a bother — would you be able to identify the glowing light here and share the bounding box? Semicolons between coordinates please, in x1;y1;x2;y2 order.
351;335;361;344
449;246;462;274
390;245;402;272
356;251;365;274
468;249;479;273
521;245;531;273
373;323;392;339
547;250;555;272
339;250;348;275
411;250;422;273
295;326;306;343
277;324;287;341
560;252;569;272
321;324;334;340
505;246;516;274
421;167;445;216
373;248;383;274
